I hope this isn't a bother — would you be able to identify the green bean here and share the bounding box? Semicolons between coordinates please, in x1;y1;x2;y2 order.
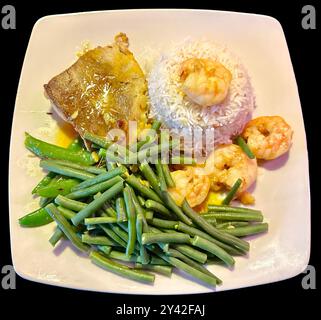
165;248;221;283
102;202;117;217
123;186;137;256
32;172;56;194
158;253;216;287
161;163;175;187
128;185;145;217
81;234;117;246
49;227;64;246
71;181;124;226
90;251;155;283
139;161;162;197
106;250;138;262
216;221;250;229
145;200;173;219
84;132;135;162
83;132;110;148
222;178;242;205
172;244;207;264
136;212;150;264
137;195;145;207
116;197;127;221
222;223;268;237
66;176;123;200
97;245;112;255
137;140;179;162
207;204;262;215
35;178;80;197
40;160;95;181
202;211;263;222
175;221;243;255
67;137;84;152
135;263;172;277
99;224;127;248
106;160;117;171
35;174;58;208
55;195;87;212
25;133;96;165
235;136;255;159
155;159;167;191
19;207;53;227
137;255;170;266
104;149;126;164
57;206;76;220
84;217;120;225
182;200;249;253
45;204;89;253
161;192;193;225
145;211;154;222
191;236;235;267
44;159;106;175
149;218;178;229
142;232;190;245
72;166;126;191
126;174;162;203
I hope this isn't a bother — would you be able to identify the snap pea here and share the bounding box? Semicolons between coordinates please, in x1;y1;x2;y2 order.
19;207;53;227
25;133;96;165
32;172;56;194
35;178;80;197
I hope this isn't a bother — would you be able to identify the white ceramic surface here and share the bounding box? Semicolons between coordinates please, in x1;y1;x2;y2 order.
9;9;310;294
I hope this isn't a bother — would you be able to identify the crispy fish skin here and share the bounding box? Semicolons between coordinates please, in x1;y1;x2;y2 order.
44;33;148;138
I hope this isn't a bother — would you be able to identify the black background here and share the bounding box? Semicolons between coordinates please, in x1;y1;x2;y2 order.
1;0;319;316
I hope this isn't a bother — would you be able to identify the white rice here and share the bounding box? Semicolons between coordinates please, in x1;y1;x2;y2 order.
147;39;255;152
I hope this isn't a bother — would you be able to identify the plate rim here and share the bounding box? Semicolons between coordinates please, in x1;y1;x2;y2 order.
9;8;311;294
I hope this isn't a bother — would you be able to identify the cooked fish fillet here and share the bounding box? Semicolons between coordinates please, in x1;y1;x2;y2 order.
44;33;148;138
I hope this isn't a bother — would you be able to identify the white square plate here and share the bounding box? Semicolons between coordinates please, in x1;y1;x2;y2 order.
9;9;310;294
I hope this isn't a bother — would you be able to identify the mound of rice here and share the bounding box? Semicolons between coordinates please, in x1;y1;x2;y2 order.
147;39;255;152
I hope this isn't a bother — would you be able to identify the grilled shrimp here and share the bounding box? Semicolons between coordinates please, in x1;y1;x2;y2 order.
242;116;293;160
179;58;232;107
200;144;257;195
168;167;210;208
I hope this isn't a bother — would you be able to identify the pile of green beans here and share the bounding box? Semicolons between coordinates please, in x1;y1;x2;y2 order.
19;126;268;287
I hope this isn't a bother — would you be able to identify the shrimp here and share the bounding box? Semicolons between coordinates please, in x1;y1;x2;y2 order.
242;116;293;160
200;144;257;195
168;167;210;208
179;58;232;107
